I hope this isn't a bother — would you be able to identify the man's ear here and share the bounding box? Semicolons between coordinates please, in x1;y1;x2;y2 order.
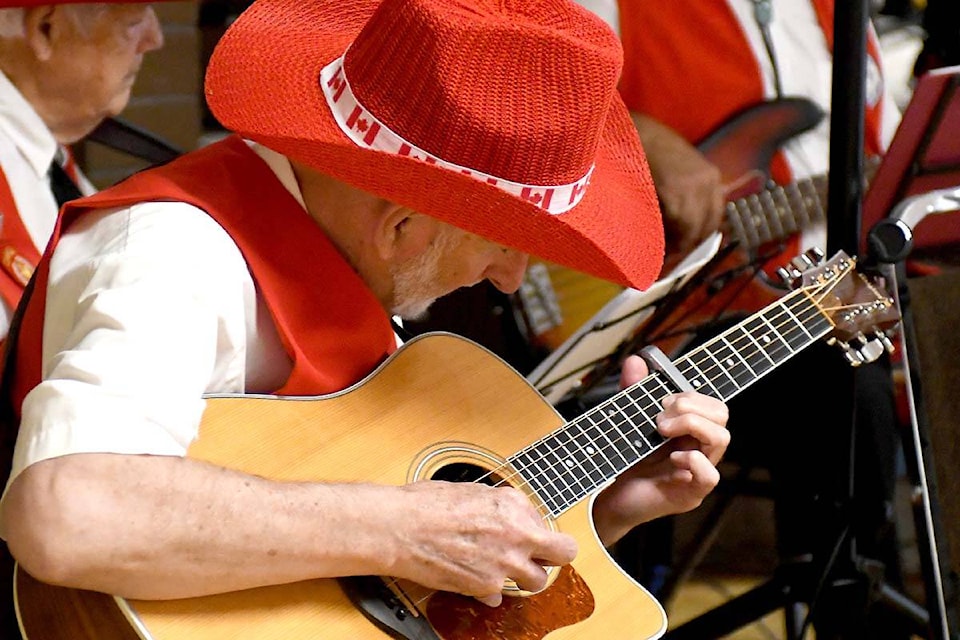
22;6;59;62
373;205;438;262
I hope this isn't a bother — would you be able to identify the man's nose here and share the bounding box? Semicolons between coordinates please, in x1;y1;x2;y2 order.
485;248;529;294
138;7;165;53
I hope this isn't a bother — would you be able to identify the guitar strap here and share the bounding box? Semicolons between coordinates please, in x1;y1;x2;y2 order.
86;117;183;166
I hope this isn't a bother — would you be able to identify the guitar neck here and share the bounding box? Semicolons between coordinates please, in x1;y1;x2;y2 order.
722;157;880;252
723;173;828;251
509;286;834;517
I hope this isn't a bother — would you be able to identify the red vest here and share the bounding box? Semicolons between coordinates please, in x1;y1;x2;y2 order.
0;167;42;314
615;0;887;184
8;136;396;415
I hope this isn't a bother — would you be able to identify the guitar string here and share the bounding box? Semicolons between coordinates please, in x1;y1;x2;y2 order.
384;271;876;610
472;275;868;509
416;277;855;515
499;292;835;504
385;293;838;611
476;281;842;492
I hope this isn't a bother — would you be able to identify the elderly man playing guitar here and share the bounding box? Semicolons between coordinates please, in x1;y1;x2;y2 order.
0;1;734;637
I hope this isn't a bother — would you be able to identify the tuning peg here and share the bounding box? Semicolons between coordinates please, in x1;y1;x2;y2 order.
856;337;886;364
790;253;817;272
803;247;825;265
776;266;794;286
875;329;895;353
838;341;865;367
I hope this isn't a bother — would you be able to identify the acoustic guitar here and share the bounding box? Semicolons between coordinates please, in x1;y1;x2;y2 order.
14;252;897;640
525;98;877;353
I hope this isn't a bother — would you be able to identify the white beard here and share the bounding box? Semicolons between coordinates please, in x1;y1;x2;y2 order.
389;228;458;320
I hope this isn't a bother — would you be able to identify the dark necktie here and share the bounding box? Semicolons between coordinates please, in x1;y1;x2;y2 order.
48;158;83;208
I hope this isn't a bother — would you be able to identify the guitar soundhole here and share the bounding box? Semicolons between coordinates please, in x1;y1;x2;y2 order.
430;462;501;486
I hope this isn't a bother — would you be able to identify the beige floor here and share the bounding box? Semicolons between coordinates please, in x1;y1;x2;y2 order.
667;574;809;640
661;470;931;640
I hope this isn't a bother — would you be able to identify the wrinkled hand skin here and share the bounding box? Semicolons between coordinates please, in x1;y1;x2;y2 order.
387;480;578;607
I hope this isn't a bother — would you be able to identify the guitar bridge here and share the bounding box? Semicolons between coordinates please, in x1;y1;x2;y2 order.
338;576;441;640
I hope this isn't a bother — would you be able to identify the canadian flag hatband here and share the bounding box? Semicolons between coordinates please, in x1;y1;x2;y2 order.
320;56;594;216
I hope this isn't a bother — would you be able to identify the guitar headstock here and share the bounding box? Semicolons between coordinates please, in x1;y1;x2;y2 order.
788;249;900;366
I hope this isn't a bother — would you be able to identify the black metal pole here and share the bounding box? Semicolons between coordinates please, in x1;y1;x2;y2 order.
821;2;872;635
827;0;869;257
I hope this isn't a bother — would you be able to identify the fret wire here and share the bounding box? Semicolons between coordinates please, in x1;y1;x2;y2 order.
581;409;633;468
781;302;814;338
770;185;799;235
550;430;599;503
600;395;657;460
510;450;565;514
758;189;786;240
605;396;653;456
746;193;773;244
673;290;828;400
702;347;741;395
632;382;668;447
784;182;812;229
523;437;581;506
562;426;608;491
726;201;751;248
569;420;615;482
628;380;665;442
736;199;762;248
547;430;595;498
734;321;776;376
808;175;829;223
715;334;757;385
676;357;722;398
508;287;836;516
576;420;621;478
797;180;825;225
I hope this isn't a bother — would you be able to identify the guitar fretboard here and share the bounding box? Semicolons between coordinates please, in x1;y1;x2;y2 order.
509;286;835;517
726;175;828;250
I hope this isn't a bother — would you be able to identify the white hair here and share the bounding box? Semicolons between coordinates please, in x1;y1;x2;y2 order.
0;4;108;41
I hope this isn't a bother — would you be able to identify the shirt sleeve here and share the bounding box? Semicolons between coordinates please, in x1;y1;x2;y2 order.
6;201;255;491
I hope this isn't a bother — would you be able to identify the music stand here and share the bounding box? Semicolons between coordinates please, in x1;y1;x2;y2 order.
526;234;721;405
861;65;960;254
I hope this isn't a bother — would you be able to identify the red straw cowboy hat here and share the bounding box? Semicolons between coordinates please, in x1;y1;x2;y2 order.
206;0;665;290
0;1;176;5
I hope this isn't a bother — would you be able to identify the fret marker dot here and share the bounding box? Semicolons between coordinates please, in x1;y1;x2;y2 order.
691;378;701;387
586;446;595;455
725;357;735;367
762;334;772;343
633;439;643;448
565;459;575;468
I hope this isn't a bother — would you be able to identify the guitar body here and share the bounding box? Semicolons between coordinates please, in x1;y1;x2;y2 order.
533;98;826;353
16;334;666;640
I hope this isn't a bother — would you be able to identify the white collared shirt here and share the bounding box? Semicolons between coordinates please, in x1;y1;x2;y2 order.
1;143;305;517
0;69;95;336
